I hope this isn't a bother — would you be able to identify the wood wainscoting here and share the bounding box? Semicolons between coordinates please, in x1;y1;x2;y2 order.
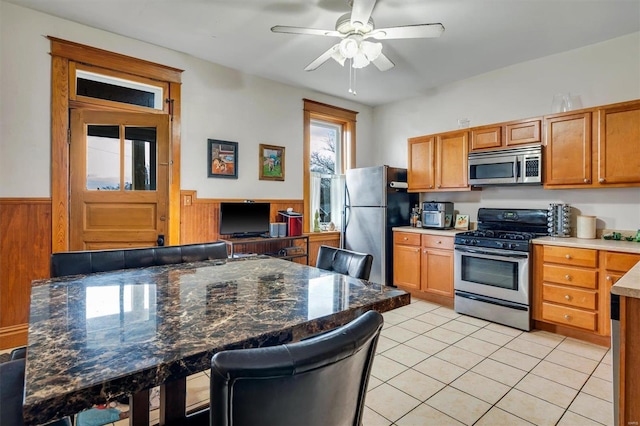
0;193;341;349
179;191;340;264
0;198;52;349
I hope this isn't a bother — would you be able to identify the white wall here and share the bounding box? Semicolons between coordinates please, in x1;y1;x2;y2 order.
0;2;374;199
372;32;640;231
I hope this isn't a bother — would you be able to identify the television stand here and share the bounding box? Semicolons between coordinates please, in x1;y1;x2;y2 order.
220;235;309;265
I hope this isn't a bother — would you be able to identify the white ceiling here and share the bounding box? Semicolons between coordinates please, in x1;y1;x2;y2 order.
7;0;640;106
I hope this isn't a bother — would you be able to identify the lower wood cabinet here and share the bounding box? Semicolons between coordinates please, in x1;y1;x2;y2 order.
393;231;454;307
533;243;640;344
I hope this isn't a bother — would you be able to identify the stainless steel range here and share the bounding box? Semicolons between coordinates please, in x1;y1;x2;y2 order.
454;208;548;331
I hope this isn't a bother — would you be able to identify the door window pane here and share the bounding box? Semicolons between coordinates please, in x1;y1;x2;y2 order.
124;127;157;191
86;125;120;190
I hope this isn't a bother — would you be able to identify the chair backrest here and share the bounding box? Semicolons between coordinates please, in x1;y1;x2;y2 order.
50;241;228;277
208;310;383;426
315;245;374;281
0;357;72;426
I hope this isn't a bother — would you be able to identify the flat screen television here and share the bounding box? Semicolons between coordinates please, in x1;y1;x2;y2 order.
219;202;271;237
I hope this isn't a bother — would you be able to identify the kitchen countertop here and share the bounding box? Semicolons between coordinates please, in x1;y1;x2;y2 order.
393;226;463;237
611;261;640;299
533;236;640;254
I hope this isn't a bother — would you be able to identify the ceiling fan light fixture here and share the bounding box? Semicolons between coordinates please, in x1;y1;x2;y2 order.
331;46;347;66
352;52;370;69
361;40;382;61
339;38;359;58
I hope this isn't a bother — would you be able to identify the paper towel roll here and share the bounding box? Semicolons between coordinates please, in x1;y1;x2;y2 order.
576;215;596;239
389;181;408;189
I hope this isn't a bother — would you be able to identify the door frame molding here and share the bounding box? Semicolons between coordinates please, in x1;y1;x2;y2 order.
49;37;183;252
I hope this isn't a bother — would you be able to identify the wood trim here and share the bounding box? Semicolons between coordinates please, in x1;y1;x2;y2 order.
49;37;183;83
0;324;29;350
51;55;70;253
168;82;182;245
620;295;640;424
302;99;358;233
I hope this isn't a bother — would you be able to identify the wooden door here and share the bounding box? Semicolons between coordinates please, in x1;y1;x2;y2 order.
597;103;640;185
70;110;170;250
393;244;421;289
421;248;454;297
408;136;435;191
544;112;592;186
436;131;469;190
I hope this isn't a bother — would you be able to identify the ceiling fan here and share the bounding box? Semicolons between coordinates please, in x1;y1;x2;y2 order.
271;0;444;72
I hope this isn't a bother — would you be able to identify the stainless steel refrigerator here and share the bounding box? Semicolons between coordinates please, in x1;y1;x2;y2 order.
343;166;417;285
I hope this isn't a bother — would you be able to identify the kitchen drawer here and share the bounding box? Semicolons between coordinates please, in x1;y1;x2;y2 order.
604;252;640;272
542;283;597;310
543;264;597;289
543;246;597;268
542;302;597;331
421;235;454;250
394;232;421;246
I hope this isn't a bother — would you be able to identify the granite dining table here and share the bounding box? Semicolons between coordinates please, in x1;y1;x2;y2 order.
23;255;410;426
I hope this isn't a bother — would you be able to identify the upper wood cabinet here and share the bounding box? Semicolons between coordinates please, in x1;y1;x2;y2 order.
544;112;592;186
408;131;470;192
544;99;640;189
408;136;436;191
597;102;640;185
470;125;501;151
470;118;541;152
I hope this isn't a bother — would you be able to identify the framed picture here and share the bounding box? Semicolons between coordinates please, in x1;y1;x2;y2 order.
455;214;470;230
259;144;285;181
208;139;238;179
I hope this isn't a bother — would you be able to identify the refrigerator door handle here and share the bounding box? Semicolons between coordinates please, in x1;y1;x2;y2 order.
342;185;351;248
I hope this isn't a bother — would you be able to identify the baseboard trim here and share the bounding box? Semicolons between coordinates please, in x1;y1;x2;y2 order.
0;323;28;350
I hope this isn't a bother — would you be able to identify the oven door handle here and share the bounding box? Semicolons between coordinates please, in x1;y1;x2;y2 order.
455;246;529;259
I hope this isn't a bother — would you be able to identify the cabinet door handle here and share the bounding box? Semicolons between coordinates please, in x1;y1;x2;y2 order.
565;254;571;259
599;178;605;183
564;314;571;320
415;248;420;253
583;178;590;183
429;185;433;189
565;274;571;281
564;294;571;300
437;184;441;188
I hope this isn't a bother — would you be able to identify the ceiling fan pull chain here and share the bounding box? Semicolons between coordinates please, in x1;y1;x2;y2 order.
348;59;357;95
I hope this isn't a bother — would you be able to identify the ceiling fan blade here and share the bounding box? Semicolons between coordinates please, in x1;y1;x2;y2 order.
350;0;377;28
271;25;341;38
372;52;395;71
367;23;445;40
304;44;340;71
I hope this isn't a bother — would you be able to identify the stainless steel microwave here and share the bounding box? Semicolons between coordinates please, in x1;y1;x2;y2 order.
468;146;542;186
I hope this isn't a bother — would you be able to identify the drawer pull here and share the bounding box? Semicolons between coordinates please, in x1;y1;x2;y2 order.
564;295;571;300
564;314;571;320
423;249;428;254
565;254;571;259
437;241;442;244
565;274;571;281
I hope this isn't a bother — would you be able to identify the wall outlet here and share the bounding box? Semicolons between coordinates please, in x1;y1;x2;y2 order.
184;195;192;206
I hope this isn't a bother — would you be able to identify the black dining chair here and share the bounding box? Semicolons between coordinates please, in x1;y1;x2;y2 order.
0;348;72;426
175;309;384;426
315;245;374;281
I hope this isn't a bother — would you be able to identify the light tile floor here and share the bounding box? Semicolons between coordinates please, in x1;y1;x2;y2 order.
76;298;617;425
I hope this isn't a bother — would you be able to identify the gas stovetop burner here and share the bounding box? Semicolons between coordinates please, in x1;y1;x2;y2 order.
454;208;549;252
